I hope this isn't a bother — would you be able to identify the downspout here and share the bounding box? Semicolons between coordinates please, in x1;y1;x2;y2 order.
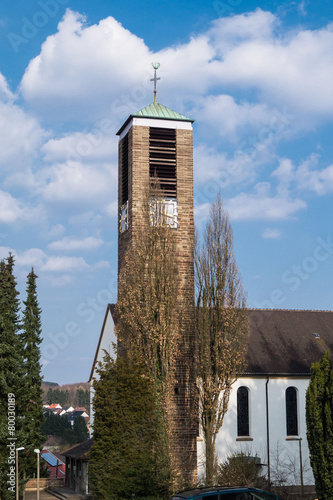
266;376;271;489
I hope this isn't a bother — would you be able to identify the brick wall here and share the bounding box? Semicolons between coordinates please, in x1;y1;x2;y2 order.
118;122;197;485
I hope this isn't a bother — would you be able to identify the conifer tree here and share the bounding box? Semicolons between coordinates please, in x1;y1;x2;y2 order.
0;255;26;500
73;415;89;444
21;269;44;478
90;349;171;500
306;351;333;500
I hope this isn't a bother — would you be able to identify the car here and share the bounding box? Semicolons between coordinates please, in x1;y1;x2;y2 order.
170;486;284;500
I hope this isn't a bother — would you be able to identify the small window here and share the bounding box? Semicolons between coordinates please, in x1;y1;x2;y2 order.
286;387;298;436
237;386;250;437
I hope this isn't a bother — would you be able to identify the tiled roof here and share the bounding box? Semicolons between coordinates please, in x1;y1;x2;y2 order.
62;438;93;459
246;309;333;375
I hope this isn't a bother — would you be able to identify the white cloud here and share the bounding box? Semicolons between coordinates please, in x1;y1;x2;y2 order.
192;95;276;140
45;274;73;287
39;160;116;205
194;145;259;188
41;256;89;272
42;128;117;163
20;10;151;122
210;9;277;48
0;99;46;171
17;7;333;129
0;191;22;223
226;182;306;220
0;73;15;101
209;15;333;117
273;154;333;195
92;260;110;270
48;236;103;251
262;228;282;239
0;247;15;260
16;248;47;268
45;224;66;240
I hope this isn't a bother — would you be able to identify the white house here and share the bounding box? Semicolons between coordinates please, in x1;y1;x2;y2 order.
90;305;333;488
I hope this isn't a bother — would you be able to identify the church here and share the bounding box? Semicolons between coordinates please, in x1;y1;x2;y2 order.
89;66;333;491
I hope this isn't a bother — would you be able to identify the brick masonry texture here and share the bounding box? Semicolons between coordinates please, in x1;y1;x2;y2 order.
118;122;197;485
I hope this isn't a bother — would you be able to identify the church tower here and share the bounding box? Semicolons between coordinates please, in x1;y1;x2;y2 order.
116;65;197;483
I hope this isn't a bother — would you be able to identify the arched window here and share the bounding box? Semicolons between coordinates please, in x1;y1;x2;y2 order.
237;386;250;436
286;386;298;436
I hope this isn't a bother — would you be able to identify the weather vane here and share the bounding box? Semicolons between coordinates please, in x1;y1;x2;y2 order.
150;62;161;103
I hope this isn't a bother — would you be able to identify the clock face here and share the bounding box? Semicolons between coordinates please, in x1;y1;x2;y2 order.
119;201;128;233
149;197;178;229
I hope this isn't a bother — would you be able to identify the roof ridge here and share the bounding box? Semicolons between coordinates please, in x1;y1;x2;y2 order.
247;308;333;312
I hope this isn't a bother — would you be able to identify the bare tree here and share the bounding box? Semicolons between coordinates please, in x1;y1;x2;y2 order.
116;188;180;385
195;194;249;485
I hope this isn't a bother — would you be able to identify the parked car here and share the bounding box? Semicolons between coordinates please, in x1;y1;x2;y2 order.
170;486;284;500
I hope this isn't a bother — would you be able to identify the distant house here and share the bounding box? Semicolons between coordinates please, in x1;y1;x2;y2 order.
63;438;93;495
42;435;62;453
41;449;66;485
47;403;62;411
67;408;90;433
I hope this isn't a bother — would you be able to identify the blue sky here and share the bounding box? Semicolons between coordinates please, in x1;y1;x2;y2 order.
1;0;333;384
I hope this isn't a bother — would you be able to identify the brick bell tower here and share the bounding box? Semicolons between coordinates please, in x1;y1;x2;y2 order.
116;64;197;484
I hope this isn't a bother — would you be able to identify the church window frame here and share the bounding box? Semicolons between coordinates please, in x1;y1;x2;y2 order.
237;386;250;438
286;386;298;436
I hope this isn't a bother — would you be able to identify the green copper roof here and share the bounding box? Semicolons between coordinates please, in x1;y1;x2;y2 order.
133;102;193;122
116;102;194;135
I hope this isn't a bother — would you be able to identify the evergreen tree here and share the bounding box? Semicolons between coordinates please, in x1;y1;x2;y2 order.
306;351;333;500
21;269;44;478
73;416;89;444
90;349;171;500
0;255;27;500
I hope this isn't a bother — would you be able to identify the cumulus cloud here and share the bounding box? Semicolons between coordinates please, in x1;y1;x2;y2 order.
42;127;117;163
194;145;259;188
16;248;47;268
0;190;24;223
273;154;333;195
41;256;89;272
18;6;333;136
0;73;15;101
48;236;104;251
226;182;306;220
20;10;152;122
0;99;46;171
39;160;116;206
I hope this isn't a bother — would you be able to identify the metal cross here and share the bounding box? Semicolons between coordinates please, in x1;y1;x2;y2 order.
150;62;161;103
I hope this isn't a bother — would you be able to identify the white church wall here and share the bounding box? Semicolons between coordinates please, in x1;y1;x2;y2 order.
198;376;314;486
89;306;117;434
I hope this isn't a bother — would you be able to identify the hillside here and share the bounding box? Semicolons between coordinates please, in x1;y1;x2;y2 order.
42;381;90;410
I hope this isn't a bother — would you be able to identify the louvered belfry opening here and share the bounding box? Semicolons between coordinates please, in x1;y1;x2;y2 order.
149;127;177;197
121;133;129;205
